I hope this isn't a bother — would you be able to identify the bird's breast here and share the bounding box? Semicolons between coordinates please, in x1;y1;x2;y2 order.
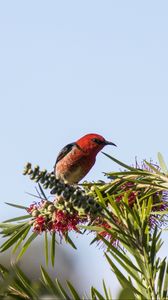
62;165;84;184
55;149;96;184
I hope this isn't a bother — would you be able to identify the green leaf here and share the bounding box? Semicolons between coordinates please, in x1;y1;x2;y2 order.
12;225;31;254
0;269;15;295
163;263;168;299
0;224;30;252
0;222;14;229
139;190;159;203
158;152;168;174
144;160;161;175
38;183;48;200
151;210;168;215
158;258;166;297
101;237;142;274
94;187;106;206
102;280;111;300
79;225;103;232
90;236;99;245
118;287;135;300
106;170;152;179
44;231;49;266
17;232;38;259
40;266;60;296
0;264;8;275
106;193;121;219
109;251;145;289
1;225;21;237
91;287;105;300
67;280;81;300
0;263;40;299
105;254;143;297
64;234;77;249
51;232;56;267
102;152;136;171
14;266;38;299
150;227;160;267
103;180;125;194
90;286;97;300
56;278;71;300
146;196;152;217
0;222;27;234
5;202;28;210
3;214;31;223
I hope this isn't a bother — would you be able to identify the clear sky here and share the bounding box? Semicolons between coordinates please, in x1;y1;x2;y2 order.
0;1;168;297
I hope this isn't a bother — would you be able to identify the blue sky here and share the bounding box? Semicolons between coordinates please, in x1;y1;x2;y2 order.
0;1;168;297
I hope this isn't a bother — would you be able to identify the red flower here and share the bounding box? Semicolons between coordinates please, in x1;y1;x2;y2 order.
52;210;81;235
98;221;112;238
93;217;115;244
116;183;136;206
33;215;46;233
27;203;37;213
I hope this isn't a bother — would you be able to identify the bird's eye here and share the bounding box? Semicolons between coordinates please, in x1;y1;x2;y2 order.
92;138;103;145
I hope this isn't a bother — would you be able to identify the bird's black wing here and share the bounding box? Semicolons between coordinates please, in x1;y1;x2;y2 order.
55;142;76;164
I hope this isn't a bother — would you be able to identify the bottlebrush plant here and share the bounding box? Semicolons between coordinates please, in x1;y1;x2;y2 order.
0;152;168;299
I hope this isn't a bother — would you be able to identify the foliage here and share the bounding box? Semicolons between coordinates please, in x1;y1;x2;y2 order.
0;152;168;299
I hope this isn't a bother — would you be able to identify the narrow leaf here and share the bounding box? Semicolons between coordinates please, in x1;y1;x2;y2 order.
3;215;31;223
40;266;60;296
13;225;31;253
101;237;141;273
150;227;158;267
102;152;136;171
44;231;49;266
5;202;28;210
67;280;81;300
118;287;135;300
51;232;56;267
90;287;97;300
38;183;48;200
65;234;77;249
158;152;168;174
90;236;99;245
94;187;106;206
109;252;145;288
144;161;161;174
102;280;112;300
105;254;143;297
158;258;166;296
91;287;105;300
17;232;38;259
163;263;168;299
151;210;168;215
56;278;71;300
14;266;38;298
0;224;30;252
79;225;103;232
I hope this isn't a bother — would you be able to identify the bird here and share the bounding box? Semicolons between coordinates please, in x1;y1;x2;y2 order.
54;133;116;184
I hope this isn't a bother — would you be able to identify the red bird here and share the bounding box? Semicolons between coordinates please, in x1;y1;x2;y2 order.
54;133;116;184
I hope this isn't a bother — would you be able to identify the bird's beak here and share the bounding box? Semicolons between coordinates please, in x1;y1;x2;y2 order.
104;140;117;147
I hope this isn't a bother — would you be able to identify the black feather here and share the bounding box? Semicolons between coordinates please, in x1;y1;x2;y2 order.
54;142;76;172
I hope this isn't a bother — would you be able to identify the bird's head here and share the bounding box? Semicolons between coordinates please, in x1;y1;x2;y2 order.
76;133;116;156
